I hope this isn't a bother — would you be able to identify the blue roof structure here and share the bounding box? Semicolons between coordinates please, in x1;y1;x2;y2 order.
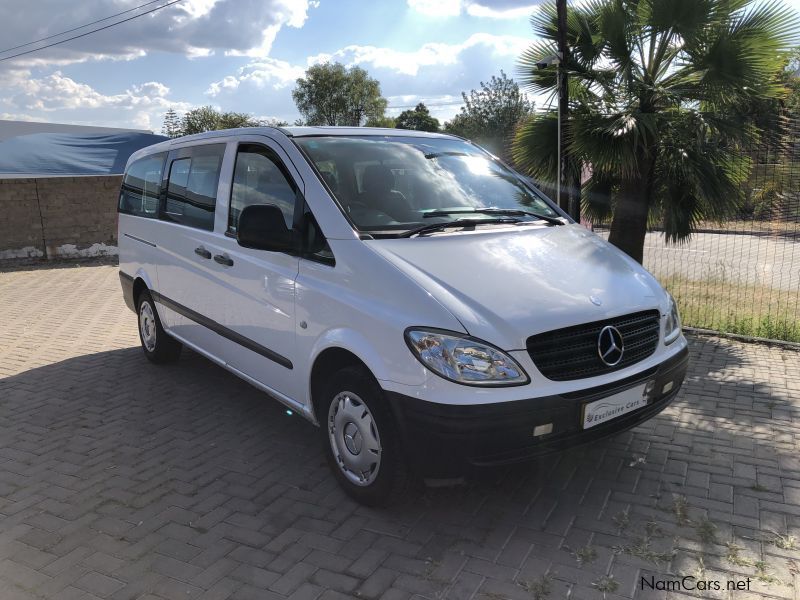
0;132;168;177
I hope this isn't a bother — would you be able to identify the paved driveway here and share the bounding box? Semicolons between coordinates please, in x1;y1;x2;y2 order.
1;262;800;600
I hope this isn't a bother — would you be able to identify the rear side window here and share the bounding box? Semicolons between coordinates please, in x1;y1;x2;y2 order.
229;144;297;233
163;144;225;231
119;153;165;217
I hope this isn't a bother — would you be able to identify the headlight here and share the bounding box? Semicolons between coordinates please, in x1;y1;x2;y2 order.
405;328;529;386
664;295;681;344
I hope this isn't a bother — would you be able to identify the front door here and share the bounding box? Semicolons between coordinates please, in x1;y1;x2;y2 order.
199;140;303;403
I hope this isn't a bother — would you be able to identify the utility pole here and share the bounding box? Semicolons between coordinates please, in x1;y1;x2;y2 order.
556;0;579;221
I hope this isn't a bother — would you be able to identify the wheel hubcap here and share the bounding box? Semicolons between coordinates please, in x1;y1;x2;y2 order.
328;391;381;486
139;301;157;352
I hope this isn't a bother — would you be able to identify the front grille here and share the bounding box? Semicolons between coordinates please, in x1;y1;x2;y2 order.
526;310;661;381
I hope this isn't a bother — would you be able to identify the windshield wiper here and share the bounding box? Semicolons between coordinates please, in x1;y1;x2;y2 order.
399;217;520;238
423;207;564;226
423;151;471;159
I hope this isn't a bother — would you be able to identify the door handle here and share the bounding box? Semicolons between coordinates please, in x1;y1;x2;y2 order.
194;246;212;259
213;253;234;266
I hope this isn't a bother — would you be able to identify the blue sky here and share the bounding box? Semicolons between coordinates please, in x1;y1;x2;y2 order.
1;0;797;133
0;0;543;132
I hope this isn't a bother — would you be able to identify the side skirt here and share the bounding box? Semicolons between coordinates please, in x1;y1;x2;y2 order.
165;329;318;426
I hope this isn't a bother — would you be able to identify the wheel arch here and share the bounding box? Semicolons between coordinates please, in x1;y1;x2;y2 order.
309;346;373;424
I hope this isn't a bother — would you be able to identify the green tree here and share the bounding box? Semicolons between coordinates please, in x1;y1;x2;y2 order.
395;103;440;131
161;108;181;138
292;63;388;126
365;115;397;128
513;0;798;263
444;71;533;160
179;106;266;135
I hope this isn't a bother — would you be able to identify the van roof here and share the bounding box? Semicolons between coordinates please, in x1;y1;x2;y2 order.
127;126;462;165
174;126;458;142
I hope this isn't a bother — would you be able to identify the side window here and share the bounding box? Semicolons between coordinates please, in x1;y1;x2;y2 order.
302;203;335;266
119;153;165;217
163;144;225;231
229;144;297;234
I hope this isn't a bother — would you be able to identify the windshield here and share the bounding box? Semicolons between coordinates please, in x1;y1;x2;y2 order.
294;135;559;234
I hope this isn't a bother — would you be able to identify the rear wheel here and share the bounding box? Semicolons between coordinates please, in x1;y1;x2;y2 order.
320;366;407;506
137;289;182;363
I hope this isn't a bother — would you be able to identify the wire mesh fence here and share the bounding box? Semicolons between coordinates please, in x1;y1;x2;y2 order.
593;115;800;343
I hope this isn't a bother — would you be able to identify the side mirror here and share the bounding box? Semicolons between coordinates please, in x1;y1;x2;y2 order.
237;204;295;252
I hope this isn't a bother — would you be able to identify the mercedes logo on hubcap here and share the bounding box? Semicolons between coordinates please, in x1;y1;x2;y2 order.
343;422;362;455
597;325;624;366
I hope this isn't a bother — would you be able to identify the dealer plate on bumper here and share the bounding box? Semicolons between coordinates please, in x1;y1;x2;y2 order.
582;383;649;429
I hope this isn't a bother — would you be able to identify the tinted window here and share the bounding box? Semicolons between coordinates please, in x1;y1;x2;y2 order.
119;153;165;217
164;145;225;231
229;144;297;233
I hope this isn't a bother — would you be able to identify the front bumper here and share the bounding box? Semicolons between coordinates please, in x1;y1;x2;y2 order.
386;345;689;477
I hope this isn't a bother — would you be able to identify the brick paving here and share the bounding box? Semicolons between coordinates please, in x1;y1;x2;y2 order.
1;262;800;600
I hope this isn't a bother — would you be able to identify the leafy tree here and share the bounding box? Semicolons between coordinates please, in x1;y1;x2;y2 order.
292;63;388;126
178;106;268;135
395;103;440;131
444;71;533;160
513;0;797;263
161;108;181;138
365;115;397;128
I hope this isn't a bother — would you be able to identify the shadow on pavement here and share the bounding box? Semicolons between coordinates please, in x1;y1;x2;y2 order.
1;335;798;598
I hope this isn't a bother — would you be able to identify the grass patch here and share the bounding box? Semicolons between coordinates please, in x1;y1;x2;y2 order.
517;574;552;600
754;560;781;585
769;531;799;551
671;495;691;526
592;576;619;595
695;519;718;545
571;545;598;565
658;275;800;343
613;533;676;566
725;542;753;568
612;510;630;531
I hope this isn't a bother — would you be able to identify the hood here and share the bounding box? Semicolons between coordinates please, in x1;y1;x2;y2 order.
367;224;667;350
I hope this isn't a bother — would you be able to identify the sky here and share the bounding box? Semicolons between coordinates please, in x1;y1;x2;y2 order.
0;0;549;132
1;0;798;133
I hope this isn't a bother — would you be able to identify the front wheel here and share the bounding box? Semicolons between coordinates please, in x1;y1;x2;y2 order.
137;289;182;363
320;366;408;506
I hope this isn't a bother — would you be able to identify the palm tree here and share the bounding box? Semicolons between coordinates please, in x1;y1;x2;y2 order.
513;0;798;263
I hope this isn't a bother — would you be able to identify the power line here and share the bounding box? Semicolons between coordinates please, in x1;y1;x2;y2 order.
0;0;184;63
0;0;166;56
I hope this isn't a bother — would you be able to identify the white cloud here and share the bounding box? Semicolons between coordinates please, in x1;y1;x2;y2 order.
202;32;531;123
407;0;540;19
206;57;306;96
465;2;538;18
0;70;192;131
0;0;318;67
407;0;462;16
308;33;529;76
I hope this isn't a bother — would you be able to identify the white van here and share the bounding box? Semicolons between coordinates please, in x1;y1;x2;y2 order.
118;127;688;505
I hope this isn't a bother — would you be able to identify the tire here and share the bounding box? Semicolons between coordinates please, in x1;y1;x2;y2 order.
137;289;182;364
320;366;408;506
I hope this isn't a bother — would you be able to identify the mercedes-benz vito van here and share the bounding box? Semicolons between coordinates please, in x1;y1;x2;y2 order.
118;126;688;505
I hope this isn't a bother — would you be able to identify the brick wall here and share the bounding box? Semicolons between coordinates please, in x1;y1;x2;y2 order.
0;175;122;260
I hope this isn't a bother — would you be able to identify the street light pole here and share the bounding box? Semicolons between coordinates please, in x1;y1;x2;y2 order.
555;0;577;220
556;66;561;208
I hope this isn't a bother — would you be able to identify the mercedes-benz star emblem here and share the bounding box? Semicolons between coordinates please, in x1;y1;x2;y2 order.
597;325;624;366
